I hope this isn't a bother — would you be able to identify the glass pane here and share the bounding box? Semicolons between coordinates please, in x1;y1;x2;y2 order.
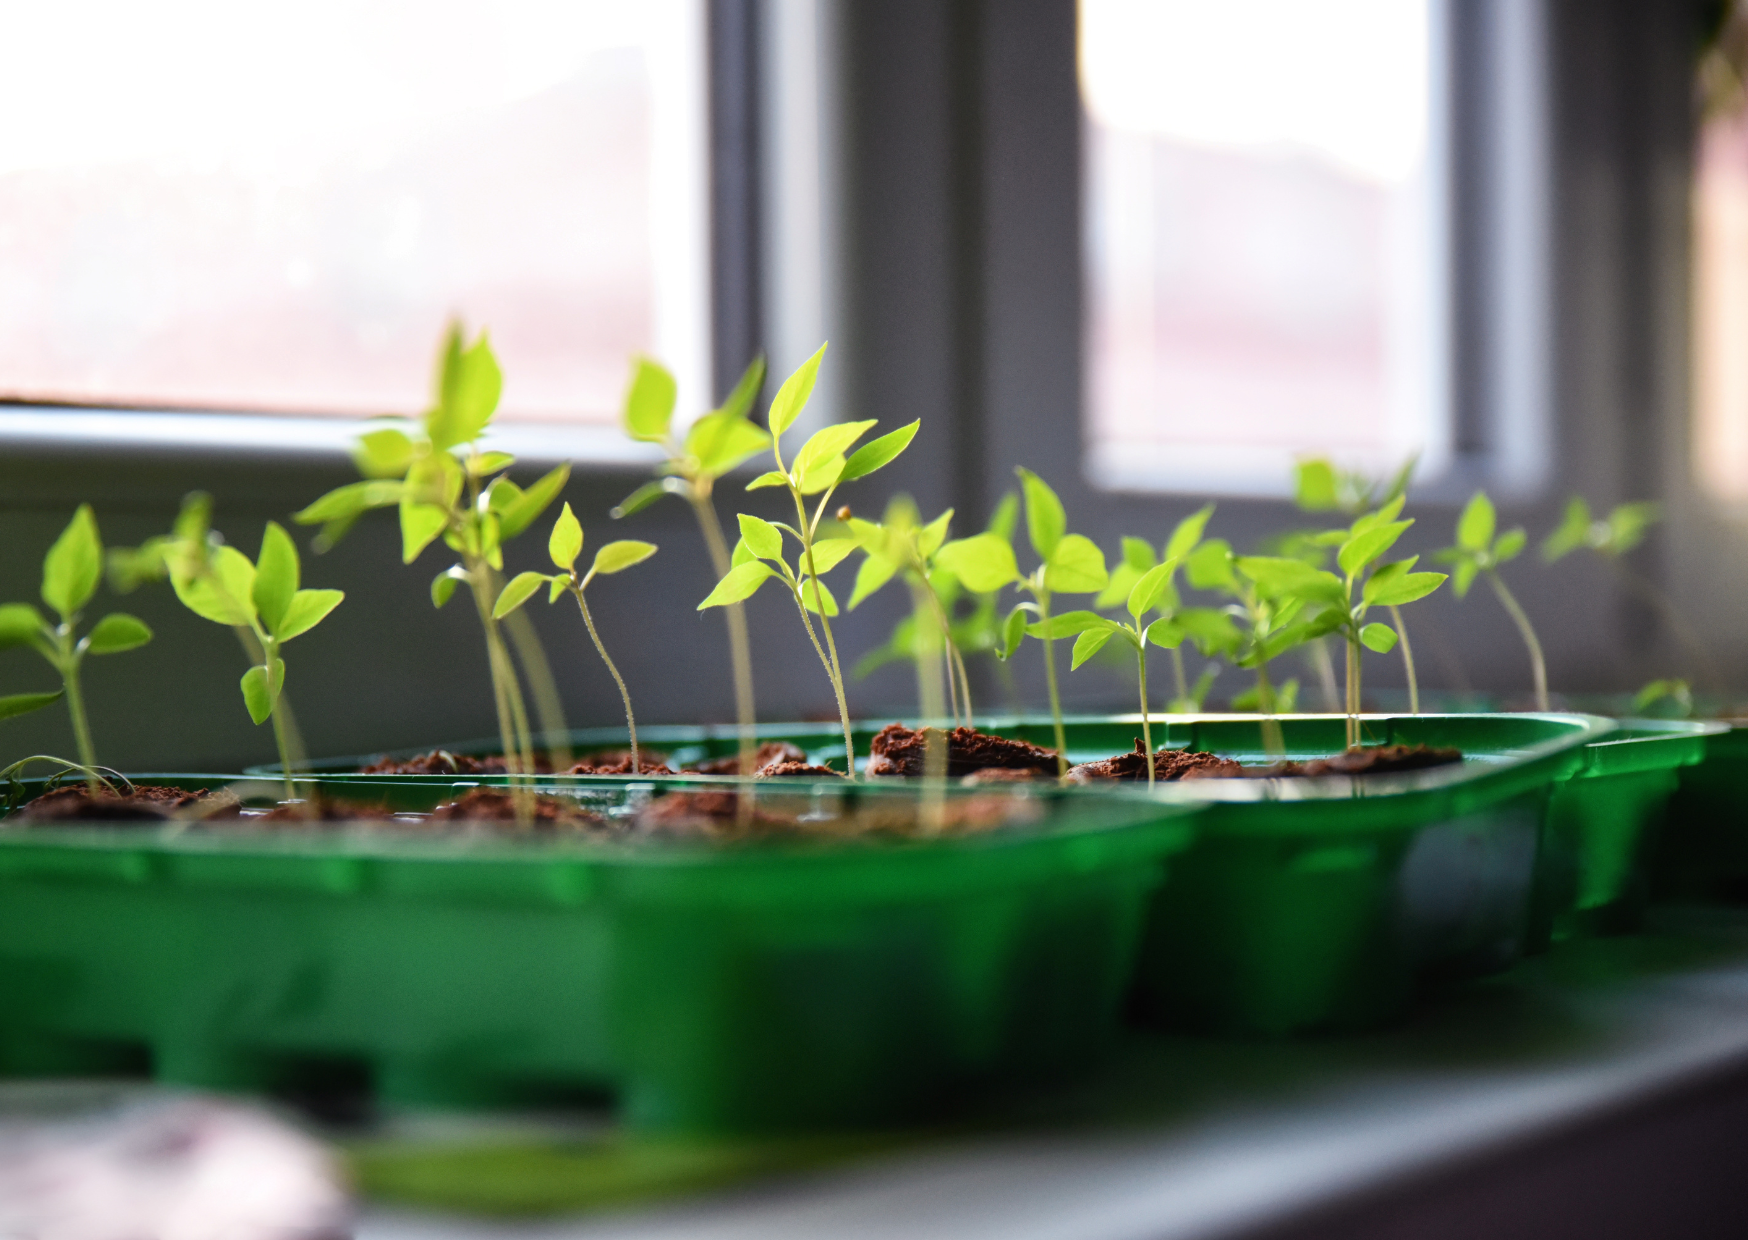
1081;0;1442;495
0;0;707;426
1696;107;1748;502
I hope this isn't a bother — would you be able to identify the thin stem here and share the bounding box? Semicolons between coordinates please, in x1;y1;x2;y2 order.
1487;570;1549;712
790;487;855;778
572;583;639;772
1036;590;1068;776
949;641;975;727
502;607;572;771
1345;636;1360;749
468;565;532;825
690;488;758;775
266;650;296;804
1389;604;1419;714
920;581;974;727
910;579;952;724
1170;645;1188;708
1310;637;1341;711
1138;640;1153;788
1256;667;1284;757
58;639;97;789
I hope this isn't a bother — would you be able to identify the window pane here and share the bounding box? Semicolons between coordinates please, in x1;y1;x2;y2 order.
0;0;707;426
1080;0;1443;495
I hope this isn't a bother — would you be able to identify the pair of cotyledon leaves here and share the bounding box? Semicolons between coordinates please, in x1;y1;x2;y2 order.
491;503;657;620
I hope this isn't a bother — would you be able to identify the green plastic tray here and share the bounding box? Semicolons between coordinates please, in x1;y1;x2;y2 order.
0;775;1198;1133
1652;720;1748;900
1531;718;1724;944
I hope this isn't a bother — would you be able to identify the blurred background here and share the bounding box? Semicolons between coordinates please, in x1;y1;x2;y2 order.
0;0;1735;770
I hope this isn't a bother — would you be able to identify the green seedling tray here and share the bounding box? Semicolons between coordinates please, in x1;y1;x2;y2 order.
1531;718;1725;945
1652;719;1748;901
0;775;1197;1134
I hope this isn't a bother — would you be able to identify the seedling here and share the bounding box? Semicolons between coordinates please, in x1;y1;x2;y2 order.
1293;456;1425;711
698;344;918;777
613;356;769;774
1236;496;1446;748
494;504;657;771
1435;492;1545;710
1095;504;1216;712
845;498;971;727
1634;678;1694;717
0;506;153;785
936;468;1108;775
295;324;571;792
1544;496;1718;686
167;521;344;801
1;755;129;812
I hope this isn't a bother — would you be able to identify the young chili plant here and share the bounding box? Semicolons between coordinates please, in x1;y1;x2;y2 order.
1095;504;1217;712
1237;496;1446;748
294;324;570;787
697;344;918;777
936;468;1108;775
0;506;153;785
494;503;657;771
1435;492;1546;710
613;356;768;773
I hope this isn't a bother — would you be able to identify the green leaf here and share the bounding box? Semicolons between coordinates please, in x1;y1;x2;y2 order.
498;464;571;539
1070;625;1117;669
1494;528;1527;563
85;613;152;655
1095;561;1144;611
792;419;876;482
173;545;257;626
997;604;1029;660
800;576;839;616
1293;459;1340;511
936;534;1020;593
917;508;953;560
1607;502;1660;555
1451;558;1480;598
276;589;343;641
1543;497;1591;562
431;567;465;608
611;479;674;519
1121;536;1158;572
354;427;417;479
1043;534;1108;594
1185;540;1237;591
717;355;766;421
470;450;516;476
986;492;1020;543
591;540;657;575
848;553;900;609
1364;563;1446;607
0;689;62;722
799;537;857;576
251;522;300;634
1457;492;1495;551
549;502;584;571
768;343;827;437
493;571;549;618
795;453;847;495
699;561;775;609
1236;557;1347;608
685;411;770;478
1359;622;1398;653
840;420;919;483
1016;467;1066;559
399;502;449;564
428;326;502;451
738;514;784;561
0;603;45;648
623;356;677;443
548;576;569;604
731;538;756;568
1164;504;1215;561
295;480;404;525
1173;607;1243;656
1143;616;1185;648
240;659;285;726
1025;609;1111;639
41;505;102;619
747;471;790;491
1337;519;1412;577
1127;561;1175;619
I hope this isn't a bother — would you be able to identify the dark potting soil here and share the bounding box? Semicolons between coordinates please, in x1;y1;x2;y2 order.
865;724;1061;778
633;788;1042;840
1250;743;1463;778
15;784;234;822
756;761;846;778
567;751;677;775
683;741;809;776
1066;742;1244;783
358;750;572;776
427;787;608;828
248;798;400;823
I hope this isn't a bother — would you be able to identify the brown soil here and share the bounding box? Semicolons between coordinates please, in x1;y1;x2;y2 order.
632;788;1041;840
427;786;607;828
684;742;809;776
756;761;847;778
16;784;230;822
1066;741;1244;783
962;767;1048;785
358;750;566;775
567;751;677;775
866;724;1061;778
248;798;401;823
1249;744;1463;778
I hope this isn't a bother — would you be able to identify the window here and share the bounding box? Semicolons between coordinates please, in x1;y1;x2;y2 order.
1697;98;1748;504
1079;0;1445;497
0;0;708;450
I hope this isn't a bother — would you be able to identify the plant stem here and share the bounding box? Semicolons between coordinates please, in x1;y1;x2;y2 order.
1035;591;1068;776
1389;604;1419;714
572;583;639;772
920;581;974;727
690;490;758;774
1170;646;1188;709
789;488;855;778
58;643;97;790
501;607;572;771
1256;667;1284;757
468;565;533;825
1487;569;1548;712
1310;637;1341;710
266;660;296;802
1345;636;1361;749
1138;642;1154;788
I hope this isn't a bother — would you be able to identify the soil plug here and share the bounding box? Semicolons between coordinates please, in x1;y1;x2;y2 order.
0;506;153;787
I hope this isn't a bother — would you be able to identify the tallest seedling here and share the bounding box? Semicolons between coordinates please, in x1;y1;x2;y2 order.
699;344;918;777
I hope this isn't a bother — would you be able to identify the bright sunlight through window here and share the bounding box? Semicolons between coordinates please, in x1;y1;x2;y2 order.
0;0;707;432
1081;0;1444;496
